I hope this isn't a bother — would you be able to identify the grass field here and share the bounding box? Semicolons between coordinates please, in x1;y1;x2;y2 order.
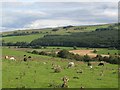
1;23;119;88
96;49;119;55
2;47;118;88
2;24;110;43
3;34;45;43
24;46;119;56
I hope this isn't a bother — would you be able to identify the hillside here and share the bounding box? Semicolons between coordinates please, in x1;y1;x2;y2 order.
2;23;112;43
30;23;119;48
30;27;119;48
2;23;119;49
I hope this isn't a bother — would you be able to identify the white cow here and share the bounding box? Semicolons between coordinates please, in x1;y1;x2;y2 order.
9;56;16;61
90;65;93;69
5;56;9;59
67;62;75;68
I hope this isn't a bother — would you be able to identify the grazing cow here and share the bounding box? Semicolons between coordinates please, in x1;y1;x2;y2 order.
54;65;62;73
90;65;93;69
67;62;75;68
61;76;69;88
61;82;68;88
9;56;16;61
23;58;27;62
76;69;83;73
73;76;79;79
28;56;31;58
87;62;92;66
100;71;104;76
98;63;104;66
5;56;9;59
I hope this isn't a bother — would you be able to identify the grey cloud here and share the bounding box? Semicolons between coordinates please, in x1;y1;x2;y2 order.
2;2;118;31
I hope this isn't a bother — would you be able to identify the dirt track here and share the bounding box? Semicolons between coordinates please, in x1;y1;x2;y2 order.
69;50;109;57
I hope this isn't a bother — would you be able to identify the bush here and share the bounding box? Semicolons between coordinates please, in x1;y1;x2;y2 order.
39;51;48;55
108;55;120;64
83;54;91;62
93;49;97;53
57;50;70;58
32;50;39;54
74;54;83;61
73;46;77;50
96;54;103;61
54;67;62;73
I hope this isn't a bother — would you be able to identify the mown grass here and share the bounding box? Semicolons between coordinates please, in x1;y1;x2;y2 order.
2;47;118;88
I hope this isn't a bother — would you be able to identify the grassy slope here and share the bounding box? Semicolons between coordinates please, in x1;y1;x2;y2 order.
2;47;118;88
2;24;110;43
5;46;119;55
96;49;119;55
3;34;44;43
25;46;119;55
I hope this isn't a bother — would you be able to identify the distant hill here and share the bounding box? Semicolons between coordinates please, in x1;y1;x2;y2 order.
30;23;119;48
2;23;119;49
2;23;116;43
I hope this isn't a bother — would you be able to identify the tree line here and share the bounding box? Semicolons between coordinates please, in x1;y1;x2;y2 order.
30;27;119;49
2;26;119;49
2;31;40;37
29;49;120;64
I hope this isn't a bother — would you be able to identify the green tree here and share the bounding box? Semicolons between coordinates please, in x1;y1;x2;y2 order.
73;46;77;50
57;49;70;58
83;54;91;62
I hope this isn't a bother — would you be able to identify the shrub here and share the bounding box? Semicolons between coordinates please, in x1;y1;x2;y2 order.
83;54;91;62
57;50;70;58
32;50;39;54
73;46;77;50
39;51;48;55
54;67;62;73
93;49;97;53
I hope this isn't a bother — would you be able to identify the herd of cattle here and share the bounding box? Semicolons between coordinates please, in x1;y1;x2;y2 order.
4;55;117;88
4;55;105;67
5;56;16;61
4;55;32;62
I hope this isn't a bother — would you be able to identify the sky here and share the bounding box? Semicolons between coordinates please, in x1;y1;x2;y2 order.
1;1;118;32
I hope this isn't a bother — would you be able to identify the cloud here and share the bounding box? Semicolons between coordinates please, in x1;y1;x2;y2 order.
1;2;118;32
24;19;81;29
1;0;119;2
2;8;48;28
24;18;108;29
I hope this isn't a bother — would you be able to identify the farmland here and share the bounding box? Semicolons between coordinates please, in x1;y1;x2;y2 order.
1;23;119;88
2;47;118;88
2;24;111;43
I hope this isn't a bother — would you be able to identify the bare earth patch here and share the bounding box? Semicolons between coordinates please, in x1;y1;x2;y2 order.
69;50;109;57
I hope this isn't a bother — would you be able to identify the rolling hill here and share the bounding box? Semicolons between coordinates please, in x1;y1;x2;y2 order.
2;23;112;43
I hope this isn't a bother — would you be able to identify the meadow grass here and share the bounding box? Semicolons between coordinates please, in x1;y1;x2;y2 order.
3;34;44;43
2;47;118;88
96;49;119;55
29;46;119;55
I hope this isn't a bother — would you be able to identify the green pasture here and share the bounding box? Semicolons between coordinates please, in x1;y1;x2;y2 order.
30;47;119;56
2;34;44;43
2;47;118;88
96;49;119;55
2;24;110;43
